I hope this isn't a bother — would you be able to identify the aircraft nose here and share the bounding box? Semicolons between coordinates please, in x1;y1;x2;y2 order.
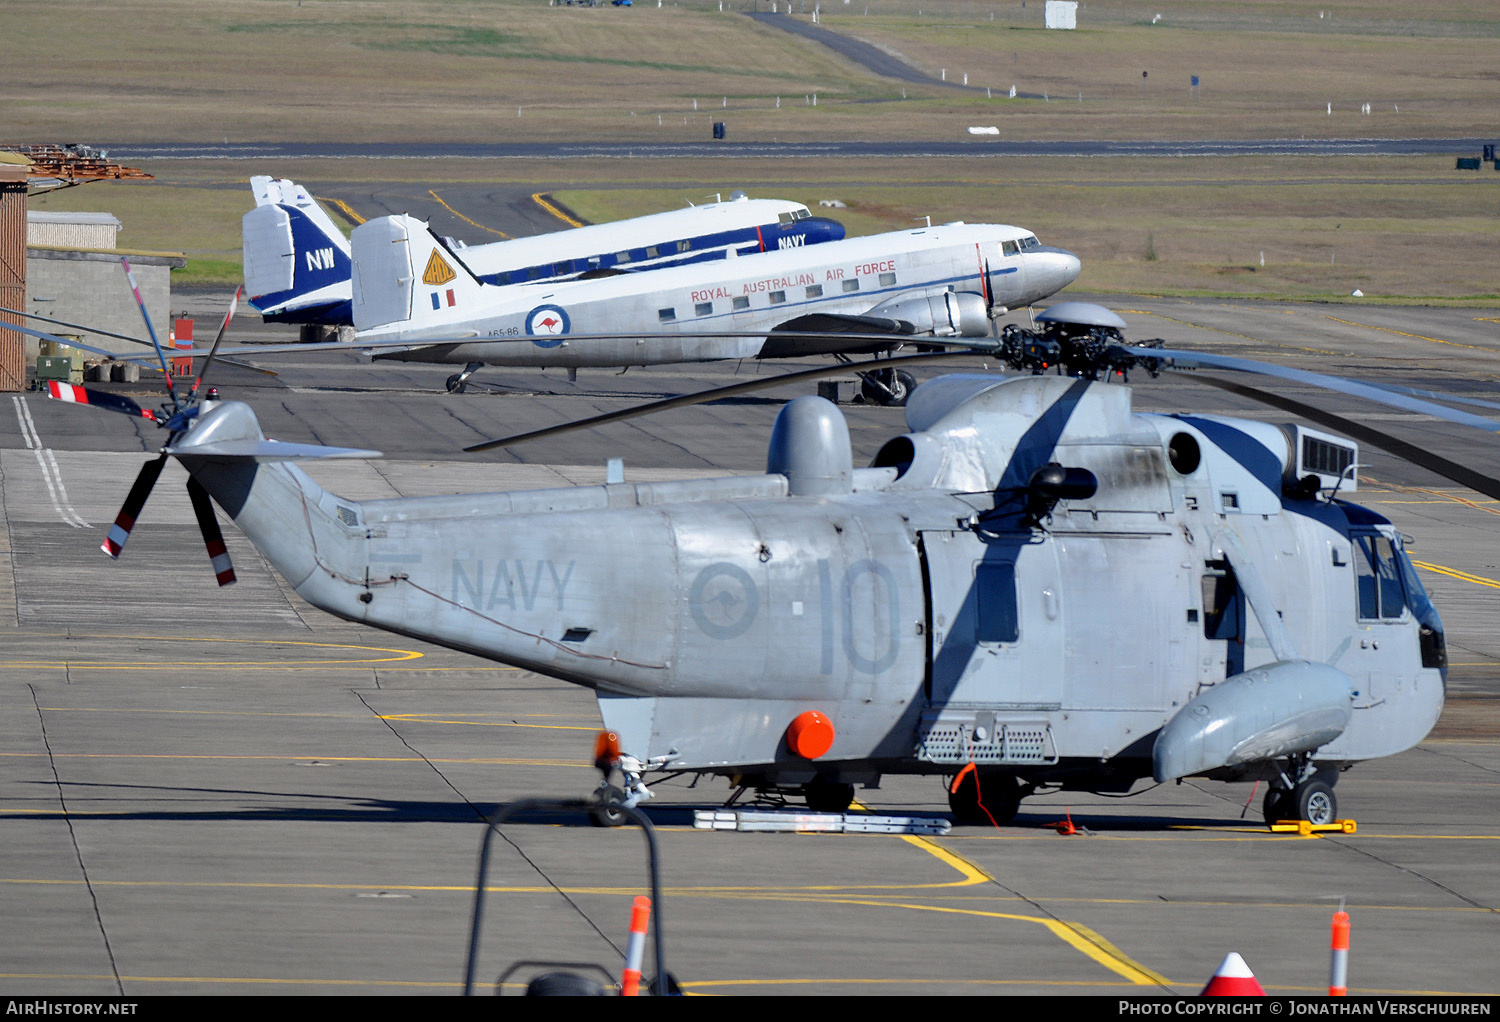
1028;247;1082;299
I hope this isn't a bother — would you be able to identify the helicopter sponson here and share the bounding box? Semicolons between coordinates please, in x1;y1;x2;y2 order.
168;373;1445;826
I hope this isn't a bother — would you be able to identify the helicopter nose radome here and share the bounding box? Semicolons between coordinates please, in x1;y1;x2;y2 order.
1028;247;1082;301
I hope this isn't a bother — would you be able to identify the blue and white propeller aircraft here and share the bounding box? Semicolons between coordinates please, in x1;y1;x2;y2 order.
241;177;845;336
349;213;1083;401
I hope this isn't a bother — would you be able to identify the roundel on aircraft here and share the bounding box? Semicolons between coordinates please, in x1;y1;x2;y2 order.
526;305;570;348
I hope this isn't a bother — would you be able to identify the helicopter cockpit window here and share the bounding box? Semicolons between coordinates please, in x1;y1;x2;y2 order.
1353;533;1408;621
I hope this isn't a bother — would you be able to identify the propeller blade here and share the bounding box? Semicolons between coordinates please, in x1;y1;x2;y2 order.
464;351;976;452
1185;372;1500;502
46;380;158;421
187;477;236;587
187;286;243;400
120;256;180;409
102;455;166;559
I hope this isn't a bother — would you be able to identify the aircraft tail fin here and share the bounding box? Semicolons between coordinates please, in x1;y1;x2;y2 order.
242;177;353;322
350;214;488;333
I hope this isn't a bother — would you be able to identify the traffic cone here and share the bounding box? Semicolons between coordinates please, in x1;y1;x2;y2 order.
1200;952;1266;996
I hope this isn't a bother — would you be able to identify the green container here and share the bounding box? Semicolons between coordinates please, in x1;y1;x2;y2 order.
36;355;79;385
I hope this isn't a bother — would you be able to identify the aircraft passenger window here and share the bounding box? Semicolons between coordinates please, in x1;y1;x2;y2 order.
880;272;897;287
1002;240;1020;257
658;308;676;322
555;262;571;275
695;302;713;317
494;272;512;286
646;246;659;259
616;251;631;264
975;562;1019;643
1353;534;1408;620
806;284;823;298
769;290;787;304
732;296;750;311
842;279;860;293
677;240;692;253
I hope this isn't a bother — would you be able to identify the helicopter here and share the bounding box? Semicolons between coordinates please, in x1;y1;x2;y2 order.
25;288;1494;830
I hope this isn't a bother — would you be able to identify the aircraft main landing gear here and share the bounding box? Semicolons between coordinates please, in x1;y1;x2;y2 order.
1261;762;1340;827
859;368;916;407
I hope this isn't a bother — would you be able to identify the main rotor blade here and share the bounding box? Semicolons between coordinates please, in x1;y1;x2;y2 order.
46;380;158;422
1128;346;1500;433
120;257;180;409
102;455;167;559
187;477;236;587
464;351;977;452
1184;372;1500;501
187;286;243;400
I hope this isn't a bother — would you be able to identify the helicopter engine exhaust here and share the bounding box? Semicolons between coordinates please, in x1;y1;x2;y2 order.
1152;661;1355;783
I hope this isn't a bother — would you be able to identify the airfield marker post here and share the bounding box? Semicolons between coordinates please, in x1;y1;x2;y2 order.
1329;909;1350;996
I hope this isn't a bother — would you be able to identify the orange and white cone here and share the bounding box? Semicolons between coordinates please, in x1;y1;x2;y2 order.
1200;952;1267;996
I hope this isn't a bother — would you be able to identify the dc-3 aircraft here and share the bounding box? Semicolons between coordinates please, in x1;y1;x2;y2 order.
242;177;845;337
33;292;1493;830
346;213;1082;400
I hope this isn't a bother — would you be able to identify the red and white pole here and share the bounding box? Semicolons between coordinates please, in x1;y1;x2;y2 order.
621;895;651;996
1329;910;1350;996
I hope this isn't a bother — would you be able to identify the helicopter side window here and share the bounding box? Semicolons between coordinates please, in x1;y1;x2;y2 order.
975;562;1019;644
1353;534;1408;621
1201;566;1242;641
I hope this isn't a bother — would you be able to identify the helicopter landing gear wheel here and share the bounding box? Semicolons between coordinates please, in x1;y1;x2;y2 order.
1291;778;1338;825
947;770;1024;826
589;785;629;828
445;374;466;394
804;778;855;813
860;368;916;407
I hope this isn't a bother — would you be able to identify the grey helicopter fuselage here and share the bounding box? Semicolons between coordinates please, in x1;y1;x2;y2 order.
173;372;1444;801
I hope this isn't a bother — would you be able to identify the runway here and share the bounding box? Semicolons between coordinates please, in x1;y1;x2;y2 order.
2;291;1497;996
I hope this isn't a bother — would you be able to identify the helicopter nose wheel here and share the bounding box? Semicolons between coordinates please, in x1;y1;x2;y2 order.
446;361;485;394
859;368;916;407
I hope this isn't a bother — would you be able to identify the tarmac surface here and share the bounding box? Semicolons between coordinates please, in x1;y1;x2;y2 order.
3;290;1497;997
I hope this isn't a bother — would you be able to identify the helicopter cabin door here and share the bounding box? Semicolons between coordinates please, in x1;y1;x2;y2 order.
916;529;1064;767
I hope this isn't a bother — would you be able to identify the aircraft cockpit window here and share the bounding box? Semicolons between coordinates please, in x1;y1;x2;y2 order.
1001;240;1020;257
1353;533;1408;621
778;211;797;225
1020;235;1040;250
793;208;811;220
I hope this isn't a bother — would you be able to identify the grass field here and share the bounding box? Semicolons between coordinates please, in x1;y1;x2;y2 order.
6;0;1497;144
9;0;1499;301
